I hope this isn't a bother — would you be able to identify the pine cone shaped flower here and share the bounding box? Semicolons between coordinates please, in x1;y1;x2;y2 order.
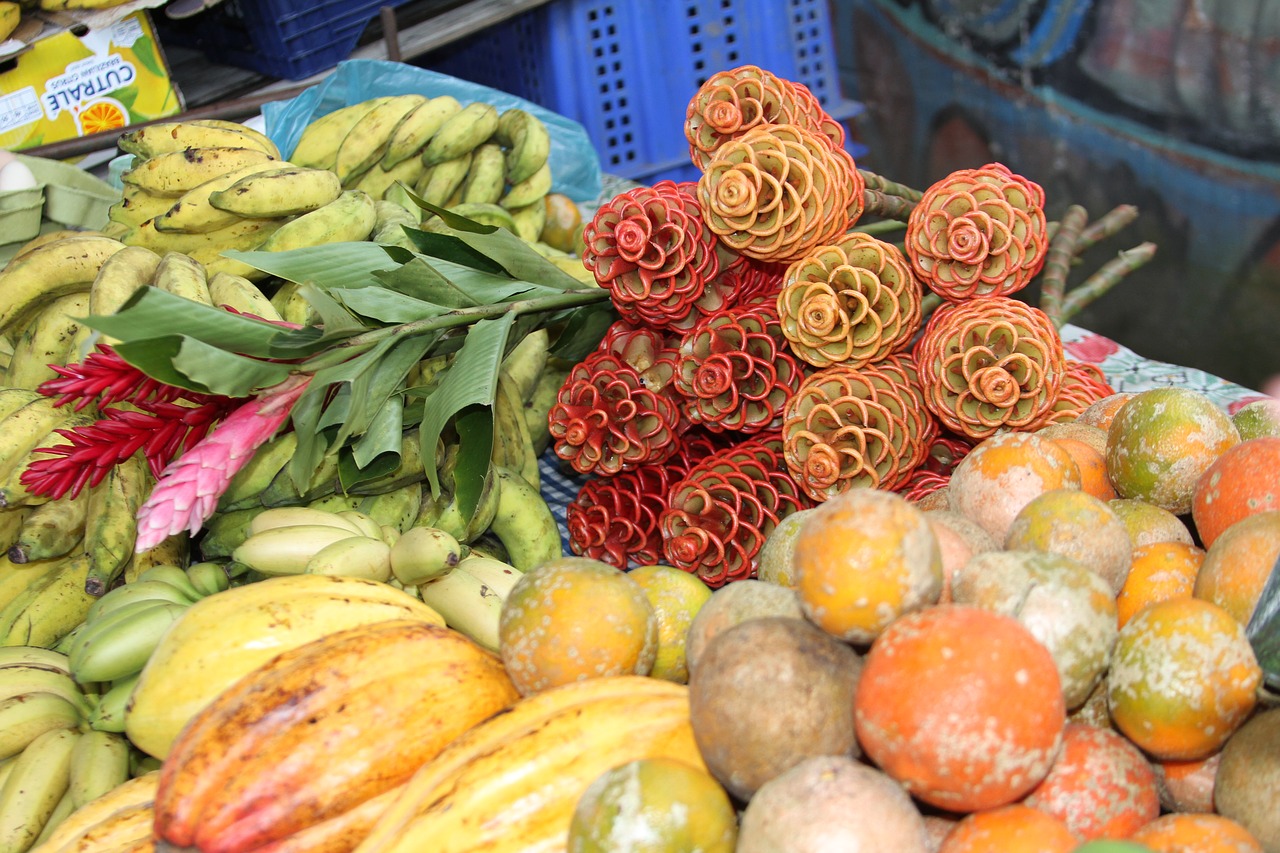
548;324;684;477
912;296;1065;439
685;64;847;170
660;435;808;587
698;123;865;265
582;181;728;331
782;357;936;502
905;162;1048;301
671;304;805;434
1032;360;1116;427
777;232;925;369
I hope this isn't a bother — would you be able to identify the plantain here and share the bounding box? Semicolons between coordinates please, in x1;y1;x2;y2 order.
494;108;552;185
413;151;473;208
333;94;427;184
381;95;463;170
87;246;163;345
206;271;281;321
82;454;149;597
459;143;506;205
151;252;213;306
3;292;89;392
498;160;553;210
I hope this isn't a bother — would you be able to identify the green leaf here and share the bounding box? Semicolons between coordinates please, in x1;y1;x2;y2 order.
448;220;597;291
86;288;287;357
132;35;165;78
418;314;515;498
371;257;479;308
452;406;493;526
549;305;617;362
296;283;367;338
286;389;329;492
352;397;405;470
169;339;294;397
331;287;451;324
227;242;402;288
110;337;207;394
1246;553;1280;695
430;260;563;305
403;228;506;275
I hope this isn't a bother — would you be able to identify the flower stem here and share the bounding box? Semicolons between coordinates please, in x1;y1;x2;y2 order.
861;188;916;223
1075;204;1140;254
1040;204;1089;327
858;169;924;202
1060;242;1157;324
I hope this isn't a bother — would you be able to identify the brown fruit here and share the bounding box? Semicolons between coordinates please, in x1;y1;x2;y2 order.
1215;707;1280;852
684;579;804;676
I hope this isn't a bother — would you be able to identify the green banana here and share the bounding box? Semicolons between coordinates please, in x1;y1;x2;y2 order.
0;648;72;675
381;95;462;170
151;251;213;306
10;490;87;564
151;159;286;234
68;600;190;684
86;674;136;734
494;370;541;490
508;199;548;243
87;245;162;344
67;730;130;809
447;202;517;232
333;510;384;540
132;564;204;602
414;151;473;208
416;554;522;653
370;199;422;251
305;493;365;514
83;579;196;625
421;101;499;167
1;554;95;649
268;280;313;327
259;449;341;507
118;121;279;160
0;726;77;853
501;329;550;405
0;512;27;558
488;465;562;572
333;94;426;183
119;146;278;197
0;665;90;717
82;455;148;597
231;524;363;576
196;508;258;561
0;690;81;761
388;526;462;586
218;431;298;511
525;361;571;456
383;180;422;222
302;535;392;582
288;99;387;170
209;166;343;219
126;533;190;584
256;190;377;253
354;156;426;203
460;142;506;205
207;271;281;321
3;292;89;393
499;160;553;209
185;561;231;598
358;482;423;534
495;108;552;184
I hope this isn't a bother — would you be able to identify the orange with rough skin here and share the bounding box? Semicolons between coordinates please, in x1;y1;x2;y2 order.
791;489;943;645
1048;437;1118;501
1191;437;1280;549
498;557;659;696
1107;598;1261;761
1022;722;1159;840
1036;422;1109;457
1114;541;1205;629
1192;510;1280;626
938;804;1079;853
1075;392;1137;432
1232;398;1280;440
853;605;1066;813
1129;813;1264;853
948;431;1083;543
626;564;713;684
1109;498;1195;548
1105;387;1240;516
1003;488;1133;594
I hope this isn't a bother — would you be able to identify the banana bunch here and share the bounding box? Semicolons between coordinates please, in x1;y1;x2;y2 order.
107;119;372;281
229;506;396;582
0;647;134;853
291;95;556;244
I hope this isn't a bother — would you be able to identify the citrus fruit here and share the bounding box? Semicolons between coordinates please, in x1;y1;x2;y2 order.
923;508;999;603
1105;387;1240;515
498;556;659;695
948;430;1083;542
951;550;1117;710
568;757;738;853
938;804;1079;853
1114;541;1204;629
1152;752;1220;814
1004;488;1133;593
1191;437;1280;548
1109;498;1195;548
1107;597;1261;761
1231;398;1280;440
755;507;815;588
1048;436;1118;501
1075;392;1138;431
626;564;713;683
1192;510;1280;625
78;98;129;135
791;488;943;644
684;579;804;676
1129;813;1264;853
1037;421;1110;456
853;605;1066;812
540;193;584;254
1023;722;1159;840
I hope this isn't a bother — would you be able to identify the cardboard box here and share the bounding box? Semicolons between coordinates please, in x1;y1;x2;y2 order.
0;9;183;151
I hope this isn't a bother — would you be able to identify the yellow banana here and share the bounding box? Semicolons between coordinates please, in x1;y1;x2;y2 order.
0;412;96;509
119;147;278;198
28;771;157;853
187;120;281;159
107;188;174;230
1;554;95;649
499;160;552;210
389;526;461;586
123;533;190;585
0;727;77;853
10;493;88;565
122;215;282;257
382;95;462;170
189;249;273;285
0;392;40;423
413;151;472;208
29;789;72;850
256;190;377;253
488;465;561;572
82;455;148;598
495;108;552;185
353;156;426;203
267;280;313;327
152;159;287;235
0;555;65;617
0;398;81;490
459;143;506;205
0;663;88;718
247;506;364;537
493;371;540;490
206;272;280;321
4;293;89;392
151;252;212;306
87;246;162;346
208;165;342;219
67;731;130;810
288;98;388;170
0;238;125;337
333;510;384;540
508;199;547;244
445;202;515;231
0;689;81;762
303;535;393;582
334;94;426;184
421;102;499;167
118;121;279;160
0;511;27;557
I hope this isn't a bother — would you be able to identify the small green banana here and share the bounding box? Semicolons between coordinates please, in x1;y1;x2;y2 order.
256;190;377;253
333;94;426;184
82;579;196;625
495;108;552;185
499;160;553;210
389;526;462;586
381;95;462;170
487;465;562;572
303;535;392;582
460;143;506;205
219;431;298;512
196;507;258;561
358;482;422;534
414;151;473;208
185;562;231;598
68;600;189;684
420;101;499;167
86;674;137;734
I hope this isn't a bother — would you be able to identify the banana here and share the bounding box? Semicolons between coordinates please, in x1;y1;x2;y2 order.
82;455;148;597
30;771;158;852
184;562;230;598
0;237;126;337
0;398;80;490
217;431;297;511
0;665;89;717
0;4;17;43
82;579;196;625
0;556;65;620
388;526;461;586
0;392;40;423
117;121;279;160
151;157;286;235
495;108;552;185
248;506;365;537
187;120;281;159
302;535;392;582
333;94;426;184
67;730;130;810
195;508;258;561
107;188;174;231
123;215;282;257
268;280;313;327
459;143;506;205
488;465;562;572
507;199;548;244
501;329;550;405
86;246;162;345
288;99;388;171
0;691;81;761
0;412;95;510
119;147;278;198
124;534;190;585
231;524;365;576
499;160;553;210
10;492;88;564
1;554;95;649
333;511;384;541
446;202;516;232
525;362;570;456
151;252;212;306
68;600;190;685
4;294;90;392
354;156;427;203
306;493;365;514
414;152;473;209
256;190;377;253
493;370;540;490
30;788;73;849
129;564;201;600
358;482;422;534
85;674;136;734
416;555;522;653
382;95;463;170
209;165;343;219
383;181;423;223
421;102;499;167
0;648;71;675
370;199;422;251
206;271;281;321
0;511;27;557
380;525;402;547
0;726;77;853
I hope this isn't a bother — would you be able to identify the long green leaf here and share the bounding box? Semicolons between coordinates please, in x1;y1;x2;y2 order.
549;305;617;362
286;389;328;492
86;288;287;357
169;340;294;397
351;397;405;471
331;287;451;324
296;282;366;337
452;406;493;527
1247;553;1280;694
403;228;506;275
372;257;479;307
226;242;401;288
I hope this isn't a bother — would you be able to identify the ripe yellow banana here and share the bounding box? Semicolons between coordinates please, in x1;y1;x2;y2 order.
87;246;162;345
3;293;90;392
206;272;281;321
334;94;426;184
82;455;148;597
67;730;130;810
0;726;77;853
118;121;279;160
120;147;278;198
0;555;64;618
152;159;286;234
151;252;213;306
414;151;472;208
415;554;521;652
0;397;81;490
30;788;72;850
289;98;388;171
187;120;281;159
10;493;88;565
0;412;96;509
0;689;81;762
459;143;506;205
256;189;377;253
209;165;343;219
107;187;175;230
495;108;552;185
0;237;125;337
382;95;462;170
389;526;462;586
499;160;552;210
0;511;28;557
122;215;282;257
499;329;549;405
421;102;499;167
27;771;158;853
508;199;548;244
0;392;40;423
487;465;561;572
0;663;89;718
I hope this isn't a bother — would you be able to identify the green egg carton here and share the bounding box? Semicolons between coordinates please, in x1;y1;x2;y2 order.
0;154;120;246
0;185;45;245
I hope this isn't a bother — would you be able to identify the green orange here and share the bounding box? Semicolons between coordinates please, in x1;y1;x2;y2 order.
627;564;713;684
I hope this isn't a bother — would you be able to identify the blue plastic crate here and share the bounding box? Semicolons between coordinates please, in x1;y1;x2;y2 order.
157;0;415;80
423;0;866;185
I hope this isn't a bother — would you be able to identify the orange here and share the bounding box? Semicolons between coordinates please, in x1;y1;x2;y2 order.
1036;422;1110;457
1191;437;1280;549
948;431;1083;542
790;488;942;644
1129;813;1264;853
938;804;1079;853
853;605;1066;813
1152;752;1220;814
1114;541;1205;629
1023;722;1160;840
626;564;713;684
540;193;584;254
1075;392;1137;431
1109;499;1195;548
1105;387;1240;515
79;99;129;135
1232;398;1280;440
923;509;999;604
1003;488;1133;594
498;556;659;696
1049;436;1118;501
1107;598;1260;761
1192;510;1280;626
